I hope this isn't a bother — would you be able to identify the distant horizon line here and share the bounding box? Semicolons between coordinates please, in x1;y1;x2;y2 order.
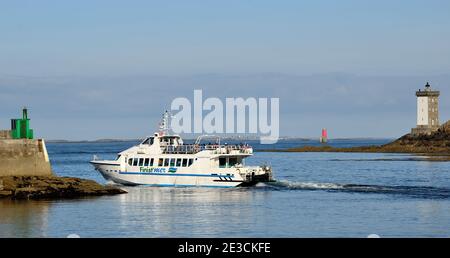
2;71;450;79
44;136;395;143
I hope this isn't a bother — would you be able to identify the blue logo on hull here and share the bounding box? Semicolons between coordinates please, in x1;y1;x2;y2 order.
139;167;178;173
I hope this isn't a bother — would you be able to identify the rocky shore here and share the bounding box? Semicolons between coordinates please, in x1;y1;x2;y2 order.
263;121;450;159
0;176;127;200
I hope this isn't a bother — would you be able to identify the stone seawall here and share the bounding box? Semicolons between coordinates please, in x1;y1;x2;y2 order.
0;139;52;176
0;130;12;139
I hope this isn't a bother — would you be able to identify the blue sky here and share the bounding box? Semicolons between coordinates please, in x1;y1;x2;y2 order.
1;1;449;140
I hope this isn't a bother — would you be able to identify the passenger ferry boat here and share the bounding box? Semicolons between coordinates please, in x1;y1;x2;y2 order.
90;111;274;188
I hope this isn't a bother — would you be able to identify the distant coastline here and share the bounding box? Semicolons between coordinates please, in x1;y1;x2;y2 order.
260;121;450;160
45;137;393;144
46;139;141;143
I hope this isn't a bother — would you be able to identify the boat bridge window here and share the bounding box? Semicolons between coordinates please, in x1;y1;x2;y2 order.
160;136;180;146
229;157;238;167
142;137;154;145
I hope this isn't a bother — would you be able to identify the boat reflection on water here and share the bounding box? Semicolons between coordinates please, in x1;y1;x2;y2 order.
0;185;273;238
116;185;273;237
0;199;51;238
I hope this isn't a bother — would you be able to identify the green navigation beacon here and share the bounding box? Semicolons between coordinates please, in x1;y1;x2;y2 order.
10;107;34;139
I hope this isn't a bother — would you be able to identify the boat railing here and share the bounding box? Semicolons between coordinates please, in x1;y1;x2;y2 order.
161;144;252;154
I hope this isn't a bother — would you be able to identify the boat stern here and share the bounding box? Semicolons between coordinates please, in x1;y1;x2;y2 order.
237;165;274;186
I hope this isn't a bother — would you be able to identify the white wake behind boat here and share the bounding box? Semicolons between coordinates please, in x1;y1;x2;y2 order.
90;111;274;188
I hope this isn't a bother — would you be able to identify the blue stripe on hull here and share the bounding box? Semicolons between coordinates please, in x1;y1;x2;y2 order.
111;172;238;188
140;183;235;188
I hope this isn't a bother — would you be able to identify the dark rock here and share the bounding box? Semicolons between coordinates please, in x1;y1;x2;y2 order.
0;190;13;197
0;176;127;200
382;121;450;152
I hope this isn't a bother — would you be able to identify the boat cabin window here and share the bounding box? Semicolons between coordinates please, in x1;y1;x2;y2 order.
154;158;193;167
117;155;121;160
128;158;133;166
138;158;144;166
219;158;227;168
133;159;139;166
141;158;153;167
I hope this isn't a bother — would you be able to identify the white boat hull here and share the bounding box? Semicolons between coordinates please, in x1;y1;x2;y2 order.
91;162;244;188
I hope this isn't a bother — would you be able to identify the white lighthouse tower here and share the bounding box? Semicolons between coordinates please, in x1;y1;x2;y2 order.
411;82;440;136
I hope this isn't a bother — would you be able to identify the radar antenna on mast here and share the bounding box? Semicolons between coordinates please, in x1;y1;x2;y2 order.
158;110;174;136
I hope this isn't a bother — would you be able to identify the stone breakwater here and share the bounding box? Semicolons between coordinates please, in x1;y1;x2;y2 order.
0;176;127;200
0;139;52;177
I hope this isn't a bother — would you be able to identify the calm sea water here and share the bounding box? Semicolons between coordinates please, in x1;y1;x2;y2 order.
1;139;450;237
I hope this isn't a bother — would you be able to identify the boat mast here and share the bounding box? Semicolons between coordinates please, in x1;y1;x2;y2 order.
158;110;173;136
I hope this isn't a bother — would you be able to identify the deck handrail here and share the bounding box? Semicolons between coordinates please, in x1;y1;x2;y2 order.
161;144;251;154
